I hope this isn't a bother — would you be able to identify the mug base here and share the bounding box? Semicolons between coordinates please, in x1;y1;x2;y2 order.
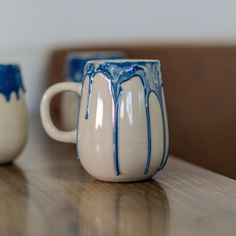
90;174;154;183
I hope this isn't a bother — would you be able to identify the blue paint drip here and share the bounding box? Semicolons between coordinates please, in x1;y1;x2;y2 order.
66;52;126;161
156;73;170;171
148;80;169;171
83;60;168;176
154;87;168;171
65;52;126;82
0;64;25;101
144;92;152;175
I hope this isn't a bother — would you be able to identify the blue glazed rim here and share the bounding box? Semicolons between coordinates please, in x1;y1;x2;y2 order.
85;59;160;64
84;59;161;73
64;51;126;83
0;64;25;101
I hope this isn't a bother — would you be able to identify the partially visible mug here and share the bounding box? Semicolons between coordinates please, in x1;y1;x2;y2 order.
41;59;169;182
0;64;28;163
61;51;126;130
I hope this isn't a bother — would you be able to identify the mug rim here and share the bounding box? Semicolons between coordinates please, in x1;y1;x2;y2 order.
86;59;160;65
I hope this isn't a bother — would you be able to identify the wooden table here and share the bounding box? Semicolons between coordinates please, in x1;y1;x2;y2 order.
0;121;236;236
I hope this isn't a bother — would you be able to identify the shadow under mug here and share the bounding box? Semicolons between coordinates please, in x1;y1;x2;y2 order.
40;60;169;182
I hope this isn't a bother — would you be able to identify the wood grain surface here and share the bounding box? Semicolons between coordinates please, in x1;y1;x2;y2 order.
0;120;236;236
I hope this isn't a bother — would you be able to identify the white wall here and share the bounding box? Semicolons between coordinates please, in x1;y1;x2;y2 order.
0;0;235;115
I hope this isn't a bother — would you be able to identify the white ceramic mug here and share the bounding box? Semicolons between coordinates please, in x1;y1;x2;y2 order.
41;60;169;182
0;64;28;163
61;51;126;131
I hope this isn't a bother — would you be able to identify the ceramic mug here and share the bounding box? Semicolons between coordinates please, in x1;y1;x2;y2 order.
61;51;126;130
0;64;28;163
41;60;169;182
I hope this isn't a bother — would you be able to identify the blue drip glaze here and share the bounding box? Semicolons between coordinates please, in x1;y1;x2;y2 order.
66;52;126;161
0;64;25;102
152;87;168;171
65;52;126;82
83;60;168;176
148;80;169;171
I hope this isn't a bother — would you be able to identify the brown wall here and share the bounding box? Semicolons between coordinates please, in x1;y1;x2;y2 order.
48;45;236;179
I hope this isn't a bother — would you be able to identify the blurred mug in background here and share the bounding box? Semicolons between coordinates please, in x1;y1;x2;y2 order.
0;64;28;163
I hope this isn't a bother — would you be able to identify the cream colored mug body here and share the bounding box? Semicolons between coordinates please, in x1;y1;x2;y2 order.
40;60;169;182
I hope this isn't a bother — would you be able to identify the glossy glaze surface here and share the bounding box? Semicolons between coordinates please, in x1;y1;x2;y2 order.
61;52;126;130
82;60;169;178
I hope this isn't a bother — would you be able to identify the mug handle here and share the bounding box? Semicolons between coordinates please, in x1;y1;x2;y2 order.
40;82;82;143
